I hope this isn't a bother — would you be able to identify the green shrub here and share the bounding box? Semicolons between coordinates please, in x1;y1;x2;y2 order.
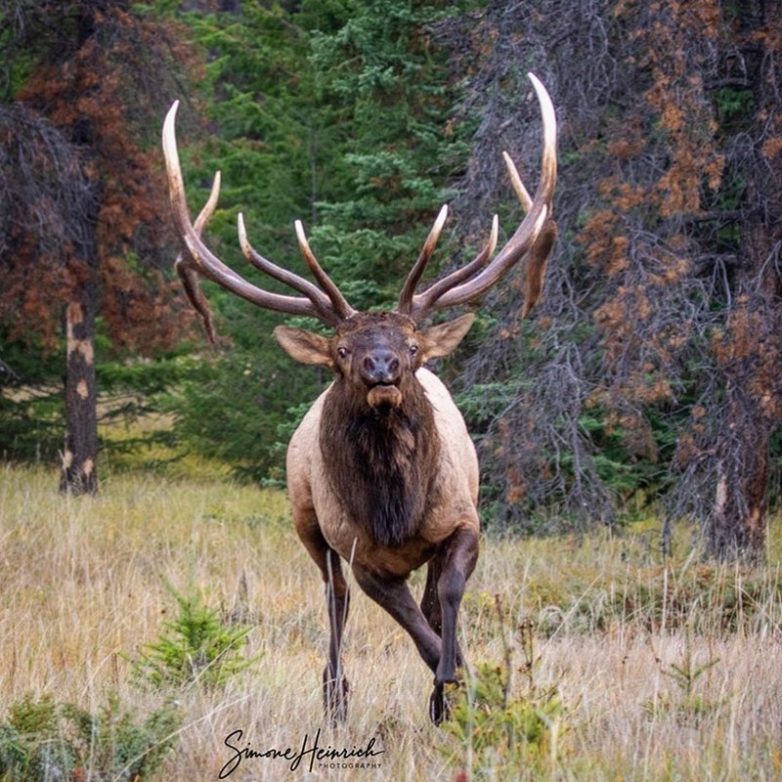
0;693;179;781
644;620;722;725
441;616;566;780
131;585;260;689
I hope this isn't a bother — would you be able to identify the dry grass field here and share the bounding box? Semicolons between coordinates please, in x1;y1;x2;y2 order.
2;463;782;781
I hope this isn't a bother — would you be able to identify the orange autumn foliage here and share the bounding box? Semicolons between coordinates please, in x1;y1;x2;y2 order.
2;4;199;355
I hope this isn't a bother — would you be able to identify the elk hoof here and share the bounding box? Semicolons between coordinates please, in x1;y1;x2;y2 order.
430;676;464;725
429;682;455;725
429;683;446;724
323;668;349;725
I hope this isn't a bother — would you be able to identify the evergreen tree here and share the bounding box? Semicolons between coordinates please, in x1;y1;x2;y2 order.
0;0;194;492
167;0;471;479
304;0;470;309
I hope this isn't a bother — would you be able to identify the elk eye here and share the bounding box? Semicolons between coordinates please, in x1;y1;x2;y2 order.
409;344;419;357
337;346;349;359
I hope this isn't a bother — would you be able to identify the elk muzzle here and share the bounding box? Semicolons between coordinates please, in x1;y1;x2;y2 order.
361;348;404;409
361;349;401;386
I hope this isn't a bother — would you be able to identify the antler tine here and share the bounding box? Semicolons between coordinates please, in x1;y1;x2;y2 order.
163;101;341;328
502;151;533;212
407;72;557;322
397;204;448;315
294;220;356;320
408;215;498;312
501;150;557;314
237;213;340;325
174;170;221;342
520;218;556;318
194;169;221;233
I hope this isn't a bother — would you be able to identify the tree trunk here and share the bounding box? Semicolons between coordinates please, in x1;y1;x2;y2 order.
709;413;769;561
60;289;98;495
59;20;101;496
707;1;782;560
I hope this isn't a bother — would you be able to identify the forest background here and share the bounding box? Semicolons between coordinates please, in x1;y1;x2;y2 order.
2;2;782;780
1;0;781;563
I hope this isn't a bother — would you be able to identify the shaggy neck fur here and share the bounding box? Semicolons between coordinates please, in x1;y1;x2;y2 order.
319;377;440;548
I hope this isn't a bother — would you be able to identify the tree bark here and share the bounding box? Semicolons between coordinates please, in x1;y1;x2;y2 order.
60;287;98;495
709;415;769;561
707;1;782;560
59;9;101;496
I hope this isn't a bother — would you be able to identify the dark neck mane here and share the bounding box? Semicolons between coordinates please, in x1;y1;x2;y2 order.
319;379;440;547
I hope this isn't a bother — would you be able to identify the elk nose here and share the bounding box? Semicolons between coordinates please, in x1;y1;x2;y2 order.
362;350;400;384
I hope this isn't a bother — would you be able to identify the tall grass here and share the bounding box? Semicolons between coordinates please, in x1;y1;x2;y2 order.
1;463;781;780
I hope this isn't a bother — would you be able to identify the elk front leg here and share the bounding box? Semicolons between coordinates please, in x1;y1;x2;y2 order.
294;510;350;724
352;566;442;674
430;526;478;723
323;548;350;724
421;552;465;667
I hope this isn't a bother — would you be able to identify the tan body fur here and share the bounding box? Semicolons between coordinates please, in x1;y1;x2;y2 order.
287;368;479;577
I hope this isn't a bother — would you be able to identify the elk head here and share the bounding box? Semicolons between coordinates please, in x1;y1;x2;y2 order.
161;71;557;362
274;311;475;411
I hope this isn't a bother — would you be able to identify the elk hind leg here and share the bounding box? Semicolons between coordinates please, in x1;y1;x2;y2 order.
323;548;350;723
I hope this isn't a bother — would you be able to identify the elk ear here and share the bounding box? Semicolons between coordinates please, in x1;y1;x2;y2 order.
419;313;475;360
274;326;334;368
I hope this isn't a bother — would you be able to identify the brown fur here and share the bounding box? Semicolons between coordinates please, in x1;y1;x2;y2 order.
319;361;441;548
279;311;482;724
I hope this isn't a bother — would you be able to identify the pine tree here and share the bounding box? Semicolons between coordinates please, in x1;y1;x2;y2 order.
304;0;469;309
166;0;471;479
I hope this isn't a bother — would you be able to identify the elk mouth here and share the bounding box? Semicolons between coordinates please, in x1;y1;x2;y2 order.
366;381;403;409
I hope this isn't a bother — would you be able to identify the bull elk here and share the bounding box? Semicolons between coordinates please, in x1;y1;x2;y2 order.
161;73;556;724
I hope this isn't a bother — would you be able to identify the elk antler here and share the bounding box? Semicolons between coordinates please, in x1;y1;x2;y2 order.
174;171;221;342
396;72;557;322
294;220;355;320
162;101;354;334
397;204;449;315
